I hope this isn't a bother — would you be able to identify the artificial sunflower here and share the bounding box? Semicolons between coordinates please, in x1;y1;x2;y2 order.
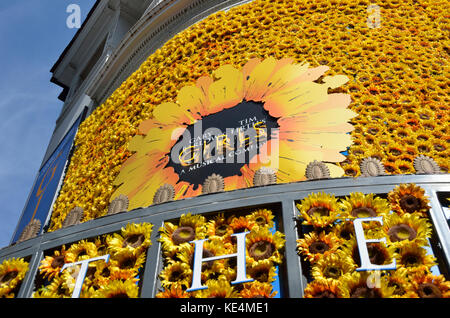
206;213;233;239
303;278;343;298
92;279;139;298
339;192;390;219
156;285;190;298
0;285;14;298
109;249;146;278
332;220;355;241
38;246;67;280
246;209;275;229
247;261;277;284
296;192;340;228
39;271;75;298
388;183;430;216
409;272;450;298
229;216;255;235
386;267;418;298
0;258;29;292
339;271;394;298
193;279;239;298
340;237;396;269
311;252;356;282
382;212;432;247
177;237;229;278
240;281;277;298
65;240;99;263
110;57;355;210
393;242;437;274
296;231;341;264
106;222;153;255
159;261;192;289
159;213;207;257
246;226;285;266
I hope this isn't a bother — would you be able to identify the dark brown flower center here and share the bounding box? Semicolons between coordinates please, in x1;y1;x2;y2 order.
387;224;417;242
215;224;229;236
309;241;330;254
351;207;377;218
255;216;267;226
350;285;382;298
399;194;420;213
122;234;145;248
401;252;421;267
249;241;275;261
51;255;65;268
0;270;18;284
418;283;442;298
314;290;337;298
172;226;195;245
307;206;330;218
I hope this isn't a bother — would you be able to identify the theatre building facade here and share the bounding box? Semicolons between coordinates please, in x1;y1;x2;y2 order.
1;0;449;298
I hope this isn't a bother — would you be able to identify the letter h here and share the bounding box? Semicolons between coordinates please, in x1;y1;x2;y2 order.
186;231;254;292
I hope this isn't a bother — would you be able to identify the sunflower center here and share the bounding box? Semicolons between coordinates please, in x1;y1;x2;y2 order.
307;206;330;218
215;224;229;236
351;207;377;218
309;241;330;254
249;241;275;260
253;269;270;282
120;256;137;269
172;226;196;245
51;255;65;268
324;266;341;279
314;290;337;298
399;194;420;213
122;234;145;248
418;283;442;298
0;270;18;284
367;244;387;265
167;100;279;188
109;292;130;298
350;285;382;298
255;216;267;226
401;252;421;267
388;224;417;242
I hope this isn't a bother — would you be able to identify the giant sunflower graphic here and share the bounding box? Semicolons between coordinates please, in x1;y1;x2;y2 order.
110;57;355;210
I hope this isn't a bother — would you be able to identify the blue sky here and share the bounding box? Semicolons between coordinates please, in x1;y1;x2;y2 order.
0;1;96;249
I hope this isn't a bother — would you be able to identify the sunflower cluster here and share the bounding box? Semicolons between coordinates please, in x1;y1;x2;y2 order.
297;183;450;298
48;0;449;230
33;222;152;298
0;258;29;298
156;210;285;298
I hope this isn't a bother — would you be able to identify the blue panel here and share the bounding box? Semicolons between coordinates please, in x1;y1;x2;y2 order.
11;115;82;243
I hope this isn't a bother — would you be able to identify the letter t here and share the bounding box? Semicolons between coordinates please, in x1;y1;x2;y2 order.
60;254;110;298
